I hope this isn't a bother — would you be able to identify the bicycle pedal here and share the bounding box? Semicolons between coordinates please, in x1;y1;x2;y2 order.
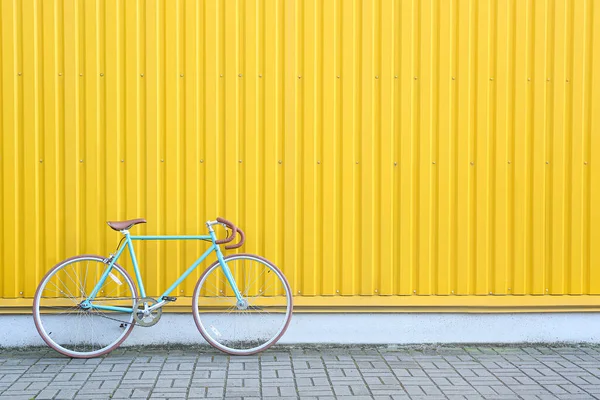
162;296;177;302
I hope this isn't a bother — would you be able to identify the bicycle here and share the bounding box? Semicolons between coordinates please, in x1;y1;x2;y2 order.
32;217;293;358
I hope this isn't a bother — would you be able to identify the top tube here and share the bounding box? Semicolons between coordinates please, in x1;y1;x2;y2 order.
129;235;212;241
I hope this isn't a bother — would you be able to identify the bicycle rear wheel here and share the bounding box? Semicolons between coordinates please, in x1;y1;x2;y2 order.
192;254;293;355
32;255;137;358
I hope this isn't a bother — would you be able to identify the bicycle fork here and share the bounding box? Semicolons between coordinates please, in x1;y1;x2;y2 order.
209;226;246;308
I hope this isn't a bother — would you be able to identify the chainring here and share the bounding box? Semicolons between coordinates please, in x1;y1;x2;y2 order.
133;297;163;327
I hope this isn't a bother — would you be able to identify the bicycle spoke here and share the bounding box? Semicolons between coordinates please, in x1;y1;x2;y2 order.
63;265;87;299
47;280;79;303
83;262;89;297
38;305;80;315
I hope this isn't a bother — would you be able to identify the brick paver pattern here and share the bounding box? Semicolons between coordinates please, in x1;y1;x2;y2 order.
0;345;599;399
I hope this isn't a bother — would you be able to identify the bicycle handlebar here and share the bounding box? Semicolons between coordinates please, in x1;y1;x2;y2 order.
228;227;245;250
214;217;245;250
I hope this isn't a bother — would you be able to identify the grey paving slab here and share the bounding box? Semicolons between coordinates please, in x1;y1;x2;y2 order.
1;345;600;399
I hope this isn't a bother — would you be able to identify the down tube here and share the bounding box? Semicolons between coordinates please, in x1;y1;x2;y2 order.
160;245;216;299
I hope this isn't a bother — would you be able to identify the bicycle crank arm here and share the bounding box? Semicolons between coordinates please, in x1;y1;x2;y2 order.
147;300;166;311
144;296;176;313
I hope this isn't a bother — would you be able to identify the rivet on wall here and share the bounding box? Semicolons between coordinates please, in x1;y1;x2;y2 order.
18;72;22;76
80;73;83;77
140;73;144;77
375;75;379;79
121;159;124;163
239;160;242;163
414;76;418;80
180;74;184;77
278;160;282;164
58;73;62;76
259;74;262;78
200;159;204;163
470;161;474;166
239;74;243;77
100;73;104;77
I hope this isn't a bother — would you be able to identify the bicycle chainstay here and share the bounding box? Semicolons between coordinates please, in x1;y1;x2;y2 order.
81;296;172;327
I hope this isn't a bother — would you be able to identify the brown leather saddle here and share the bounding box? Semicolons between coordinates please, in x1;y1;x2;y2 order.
106;218;146;231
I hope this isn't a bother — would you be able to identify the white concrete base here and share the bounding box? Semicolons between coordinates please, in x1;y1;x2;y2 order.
1;313;598;348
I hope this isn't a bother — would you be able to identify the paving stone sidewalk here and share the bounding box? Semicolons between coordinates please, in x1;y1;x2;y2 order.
1;345;599;400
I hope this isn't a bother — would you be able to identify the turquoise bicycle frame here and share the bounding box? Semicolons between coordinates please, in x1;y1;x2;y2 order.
83;229;243;313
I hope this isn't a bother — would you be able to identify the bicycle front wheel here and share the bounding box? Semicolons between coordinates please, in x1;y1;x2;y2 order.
192;254;293;355
32;255;137;358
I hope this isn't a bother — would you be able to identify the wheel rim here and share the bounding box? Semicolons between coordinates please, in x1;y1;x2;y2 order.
33;257;136;357
194;255;292;354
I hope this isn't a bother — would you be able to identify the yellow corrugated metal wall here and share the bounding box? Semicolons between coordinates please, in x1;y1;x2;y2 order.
1;0;600;309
